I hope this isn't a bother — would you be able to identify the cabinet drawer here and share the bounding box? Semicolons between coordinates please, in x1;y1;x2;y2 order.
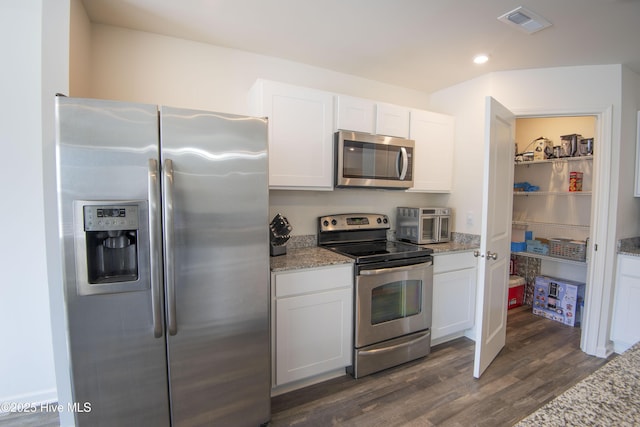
433;252;477;274
274;264;353;297
618;255;640;277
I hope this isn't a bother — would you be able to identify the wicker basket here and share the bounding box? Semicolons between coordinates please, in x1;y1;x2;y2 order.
548;238;586;261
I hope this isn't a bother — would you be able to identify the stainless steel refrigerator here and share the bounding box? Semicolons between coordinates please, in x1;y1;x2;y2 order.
52;96;270;426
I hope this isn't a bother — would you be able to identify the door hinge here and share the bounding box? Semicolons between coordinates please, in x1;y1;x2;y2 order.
594;244;598;251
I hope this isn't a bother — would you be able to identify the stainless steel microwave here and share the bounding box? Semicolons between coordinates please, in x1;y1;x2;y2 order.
335;130;414;189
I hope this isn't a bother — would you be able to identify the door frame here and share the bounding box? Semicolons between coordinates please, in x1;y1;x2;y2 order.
510;105;614;358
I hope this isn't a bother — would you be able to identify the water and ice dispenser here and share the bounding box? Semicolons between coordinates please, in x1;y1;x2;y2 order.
74;201;149;296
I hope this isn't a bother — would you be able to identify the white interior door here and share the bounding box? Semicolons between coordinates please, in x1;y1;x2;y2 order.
473;97;515;378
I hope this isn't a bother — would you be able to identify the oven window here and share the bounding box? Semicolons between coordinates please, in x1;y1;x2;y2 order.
370;279;422;324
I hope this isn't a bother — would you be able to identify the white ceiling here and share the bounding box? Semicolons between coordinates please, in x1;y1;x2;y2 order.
81;0;640;94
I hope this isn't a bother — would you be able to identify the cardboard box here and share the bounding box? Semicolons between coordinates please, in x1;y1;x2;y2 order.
569;171;583;192
533;138;553;160
532;275;585;327
508;275;525;309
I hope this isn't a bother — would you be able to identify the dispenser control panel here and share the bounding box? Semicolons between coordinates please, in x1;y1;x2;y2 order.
84;205;139;231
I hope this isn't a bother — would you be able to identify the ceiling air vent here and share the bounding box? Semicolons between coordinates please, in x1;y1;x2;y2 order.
498;6;552;34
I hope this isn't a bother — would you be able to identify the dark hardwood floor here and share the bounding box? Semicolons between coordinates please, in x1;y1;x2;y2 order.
269;306;614;427
0;306;613;427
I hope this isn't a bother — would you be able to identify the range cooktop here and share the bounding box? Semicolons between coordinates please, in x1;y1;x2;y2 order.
318;213;432;264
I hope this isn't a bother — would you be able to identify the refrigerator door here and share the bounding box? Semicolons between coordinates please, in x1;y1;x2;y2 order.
160;107;270;426
55;97;170;426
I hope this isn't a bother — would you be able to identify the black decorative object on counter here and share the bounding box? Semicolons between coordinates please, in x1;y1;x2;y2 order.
270;213;292;256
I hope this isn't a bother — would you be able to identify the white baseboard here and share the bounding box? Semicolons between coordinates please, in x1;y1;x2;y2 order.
0;388;57;414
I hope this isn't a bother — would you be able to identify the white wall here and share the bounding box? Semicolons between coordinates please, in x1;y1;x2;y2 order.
0;0;68;410
430;64;640;356
88;24;451;236
424;74;493;235
89;25;431;115
69;0;91;97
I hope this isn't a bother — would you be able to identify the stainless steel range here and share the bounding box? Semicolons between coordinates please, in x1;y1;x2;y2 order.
318;213;434;378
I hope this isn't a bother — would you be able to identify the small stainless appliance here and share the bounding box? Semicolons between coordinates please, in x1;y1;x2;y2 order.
318;213;433;378
335;130;415;189
396;207;452;244
560;133;581;157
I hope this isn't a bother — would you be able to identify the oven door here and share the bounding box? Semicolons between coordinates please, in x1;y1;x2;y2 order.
355;260;433;348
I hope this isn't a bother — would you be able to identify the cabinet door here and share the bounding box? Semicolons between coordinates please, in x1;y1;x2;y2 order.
334;95;375;133
376;102;410;138
432;266;476;341
408;109;455;193
252;80;334;190
611;255;640;352
275;287;352;385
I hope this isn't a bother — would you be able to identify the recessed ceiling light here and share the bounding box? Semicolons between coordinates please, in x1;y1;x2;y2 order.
473;54;489;65
498;6;552;34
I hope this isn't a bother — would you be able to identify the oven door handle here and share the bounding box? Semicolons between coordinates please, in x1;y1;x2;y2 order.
358;330;431;356
359;261;432;276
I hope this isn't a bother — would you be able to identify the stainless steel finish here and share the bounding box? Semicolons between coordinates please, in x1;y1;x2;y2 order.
319;213;390;233
359;260;432;276
160;106;270;426
148;159;164;338
162;158;177;336
355;261;433;348
487;251;498;260
53;97;270;426
350;330;431;379
56;97;170;426
396;207;452;244
72;200;150;296
335;130;415;189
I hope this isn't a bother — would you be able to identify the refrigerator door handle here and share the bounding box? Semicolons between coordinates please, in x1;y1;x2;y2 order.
163;158;178;336
148;159;164;338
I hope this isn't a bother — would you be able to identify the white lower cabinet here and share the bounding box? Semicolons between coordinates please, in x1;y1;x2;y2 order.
611;255;640;353
431;252;477;344
271;263;353;392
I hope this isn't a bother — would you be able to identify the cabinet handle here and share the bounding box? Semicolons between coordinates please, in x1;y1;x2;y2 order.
473;250;483;258
487;251;498;260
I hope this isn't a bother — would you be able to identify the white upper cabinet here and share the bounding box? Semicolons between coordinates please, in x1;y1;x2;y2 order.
250;80;334;190
408;109;455;193
334;95;375;134
376;102;410;138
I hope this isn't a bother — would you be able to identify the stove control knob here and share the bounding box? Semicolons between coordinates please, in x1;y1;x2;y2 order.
331;219;337;226
323;220;330;227
377;217;382;224
382;217;388;224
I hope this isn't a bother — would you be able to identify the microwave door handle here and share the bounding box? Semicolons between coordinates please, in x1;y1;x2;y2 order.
398;147;409;180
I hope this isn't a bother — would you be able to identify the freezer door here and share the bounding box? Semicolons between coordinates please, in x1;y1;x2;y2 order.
55;97;170;426
160;107;270;426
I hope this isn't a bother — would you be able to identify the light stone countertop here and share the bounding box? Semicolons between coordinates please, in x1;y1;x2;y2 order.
269;233;481;272
420;241;479;254
618;236;640;257
515;341;640;426
270;246;354;272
